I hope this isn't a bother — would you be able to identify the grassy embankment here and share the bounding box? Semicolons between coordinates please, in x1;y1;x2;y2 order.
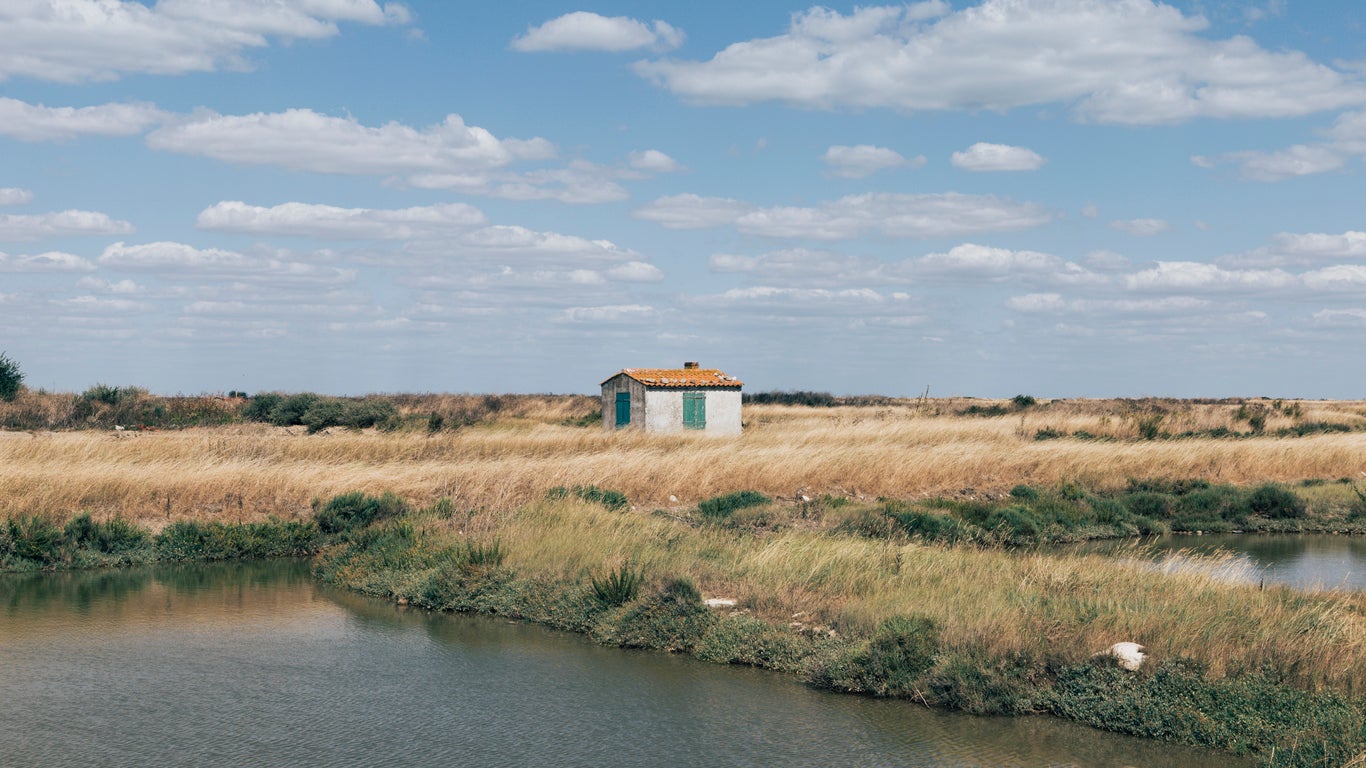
3;392;1366;766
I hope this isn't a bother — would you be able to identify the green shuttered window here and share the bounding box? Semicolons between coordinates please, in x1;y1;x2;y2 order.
683;391;705;430
615;392;630;427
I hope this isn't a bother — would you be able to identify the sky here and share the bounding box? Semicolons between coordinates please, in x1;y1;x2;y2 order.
2;0;1365;398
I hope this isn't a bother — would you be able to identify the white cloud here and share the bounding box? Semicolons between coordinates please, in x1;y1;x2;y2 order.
0;188;34;206
0;210;134;241
1196;109;1366;181
409;161;629;204
823;144;921;178
1084;249;1130;271
98;241;355;285
635;1;1366;124
627;149;683;173
1125;261;1296;292
0;250;96;272
148;109;554;176
513;12;682;53
455;225;638;262
950;142;1045;172
709;248;889;285
77;277;143;294
0;0;411;83
196;201;488;239
0;98;165;141
1008;293;1210;314
915;243;1061;275
1225;144;1345;181
1222;231;1366;268
633;194;757;229
605;261;665;282
1110;218;1171;236
638;192;1049;240
54;296;149;314
560;304;658;322
1313;308;1366;326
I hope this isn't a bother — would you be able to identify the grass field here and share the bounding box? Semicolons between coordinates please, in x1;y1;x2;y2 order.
1;393;1363;524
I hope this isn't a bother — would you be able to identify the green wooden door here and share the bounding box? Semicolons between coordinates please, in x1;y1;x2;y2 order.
615;392;631;428
683;392;706;430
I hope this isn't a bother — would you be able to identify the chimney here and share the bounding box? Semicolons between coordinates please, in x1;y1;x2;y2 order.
683;361;699;369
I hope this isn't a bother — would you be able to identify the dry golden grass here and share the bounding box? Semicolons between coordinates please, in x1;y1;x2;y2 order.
435;498;1366;695
0;397;1364;525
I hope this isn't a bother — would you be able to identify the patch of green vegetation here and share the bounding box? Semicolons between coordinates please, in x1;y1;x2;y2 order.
313;491;408;535
697;490;771;521
545;484;629;512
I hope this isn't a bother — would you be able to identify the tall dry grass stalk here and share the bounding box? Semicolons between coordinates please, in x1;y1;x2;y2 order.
0;398;1363;524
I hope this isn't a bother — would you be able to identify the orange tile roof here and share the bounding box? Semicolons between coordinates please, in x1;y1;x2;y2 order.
606;367;743;388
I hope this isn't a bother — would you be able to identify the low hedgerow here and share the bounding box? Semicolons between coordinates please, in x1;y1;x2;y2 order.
313;491;408;534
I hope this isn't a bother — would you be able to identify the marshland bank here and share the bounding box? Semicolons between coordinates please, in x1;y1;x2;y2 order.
3;393;1366;766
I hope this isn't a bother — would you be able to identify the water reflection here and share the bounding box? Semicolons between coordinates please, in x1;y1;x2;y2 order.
1;562;1248;768
1078;534;1366;591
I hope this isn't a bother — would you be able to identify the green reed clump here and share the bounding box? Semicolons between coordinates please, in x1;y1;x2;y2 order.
590;563;641;606
63;513;148;555
698;490;770;521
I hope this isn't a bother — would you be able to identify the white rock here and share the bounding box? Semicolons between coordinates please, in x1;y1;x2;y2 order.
704;598;737;608
1098;641;1147;671
669;495;678;503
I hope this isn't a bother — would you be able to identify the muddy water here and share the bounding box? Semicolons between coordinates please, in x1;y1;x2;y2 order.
0;561;1246;767
1079;533;1366;591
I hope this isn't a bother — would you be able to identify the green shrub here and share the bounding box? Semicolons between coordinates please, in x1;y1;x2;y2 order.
62;513;148;555
1033;427;1065;440
887;507;973;543
696;616;810;673
603;576;715;653
590;564;641;606
1011;394;1037;409
814;615;940;697
0;352;22;401
698;490;770;521
242;393;284;421
313;491;408;534
154;520;319;560
742;391;837;407
267;393;321;426
301;399;346;433
1248;483;1305;519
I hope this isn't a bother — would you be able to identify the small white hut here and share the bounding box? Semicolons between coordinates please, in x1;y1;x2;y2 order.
601;362;742;435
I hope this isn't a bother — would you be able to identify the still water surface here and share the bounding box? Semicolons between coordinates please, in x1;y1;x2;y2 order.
1079;533;1366;591
0;561;1247;768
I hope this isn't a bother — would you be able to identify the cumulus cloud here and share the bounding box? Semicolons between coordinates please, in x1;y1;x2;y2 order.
1110;218;1171;236
0;210;134;241
1195;109;1366;181
1222;230;1366;268
627;149;683;173
636;192;1049;239
634;1;1366;124
148;108;553;176
709;248;891;285
1125;261;1296;292
0;250;96;272
513;12;683;53
0;188;34;206
823;145;922;178
0;98;165;141
950;142;1045;172
196;201;488;239
0;0;411;83
98;241;354;286
633;194;757;230
915;243;1062;275
606;261;665;282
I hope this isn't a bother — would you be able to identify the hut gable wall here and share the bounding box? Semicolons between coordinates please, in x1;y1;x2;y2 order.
600;373;646;431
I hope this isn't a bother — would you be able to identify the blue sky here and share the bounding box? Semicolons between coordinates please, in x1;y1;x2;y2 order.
3;0;1365;397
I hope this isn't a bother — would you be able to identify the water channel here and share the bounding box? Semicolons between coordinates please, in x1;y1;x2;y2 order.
1077;533;1366;591
0;560;1247;768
